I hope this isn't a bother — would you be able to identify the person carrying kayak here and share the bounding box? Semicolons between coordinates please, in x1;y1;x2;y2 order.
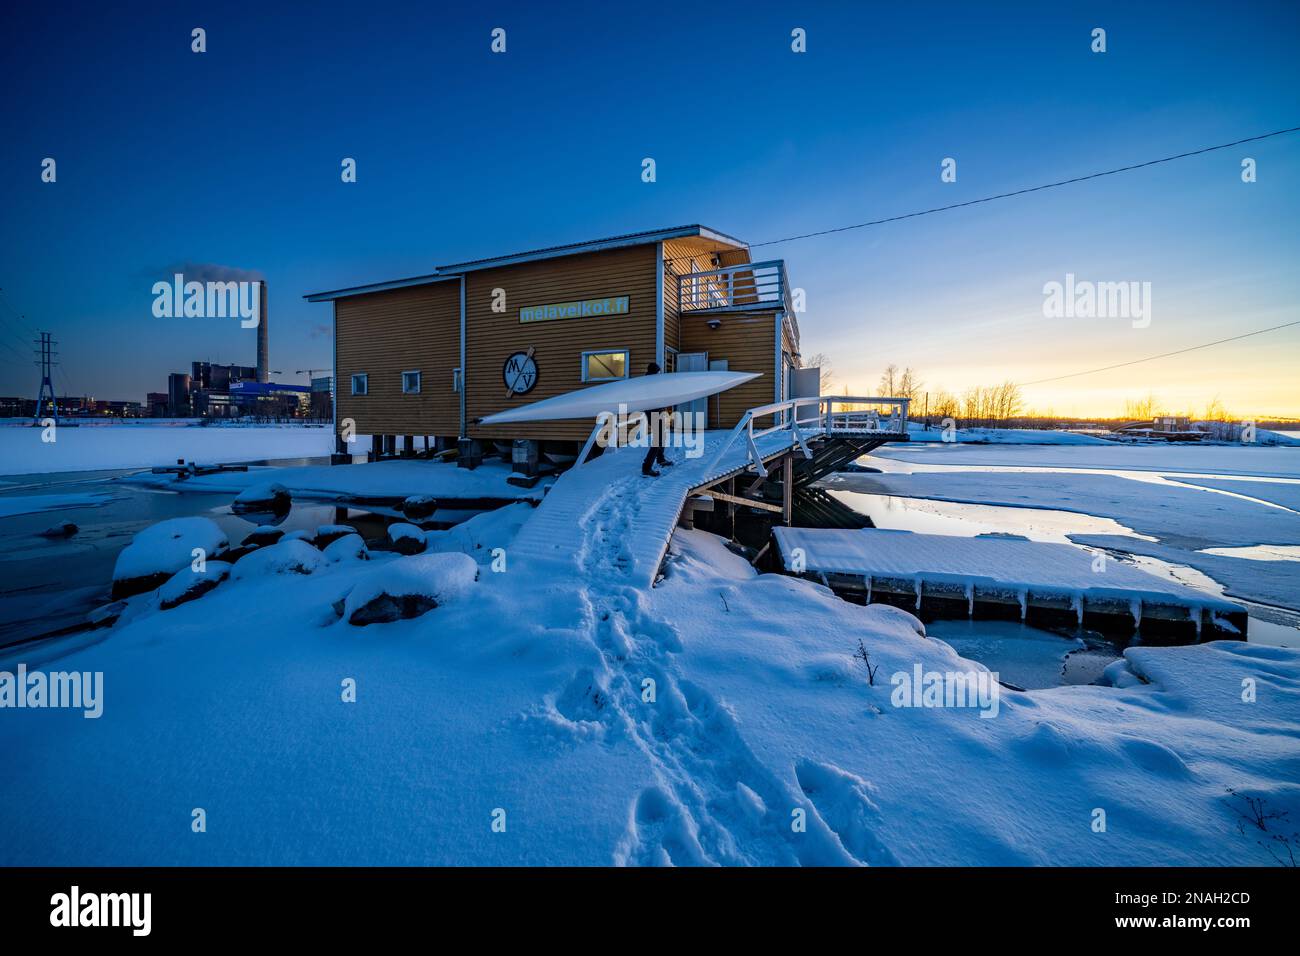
641;362;675;477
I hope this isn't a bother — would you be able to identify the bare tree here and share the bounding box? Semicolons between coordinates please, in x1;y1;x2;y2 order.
897;367;923;404
1123;393;1160;421
1204;396;1231;423
878;364;900;398
930;390;959;420
803;352;835;393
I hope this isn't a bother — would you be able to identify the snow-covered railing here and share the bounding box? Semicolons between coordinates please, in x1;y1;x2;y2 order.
702;395;910;478
678;260;791;314
820;395;911;436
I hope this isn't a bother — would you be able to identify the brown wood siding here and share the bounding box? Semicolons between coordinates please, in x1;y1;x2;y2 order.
781;315;800;401
662;253;681;360
465;244;659;442
662;237;751;370
335;282;461;437
679;311;778;428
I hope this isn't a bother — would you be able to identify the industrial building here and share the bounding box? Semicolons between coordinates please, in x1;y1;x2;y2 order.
305;225;802;457
147;283;324;420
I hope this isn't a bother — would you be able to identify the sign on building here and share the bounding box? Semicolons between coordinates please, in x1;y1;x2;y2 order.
519;296;629;324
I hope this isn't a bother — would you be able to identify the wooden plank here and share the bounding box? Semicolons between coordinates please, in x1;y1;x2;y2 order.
465;244;659;442
699;489;783;513
335;282;461;436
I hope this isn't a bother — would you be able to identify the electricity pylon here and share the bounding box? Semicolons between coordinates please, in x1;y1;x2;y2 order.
34;331;58;423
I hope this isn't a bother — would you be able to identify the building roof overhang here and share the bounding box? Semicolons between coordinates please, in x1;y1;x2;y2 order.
302;225;750;301
434;224;747;274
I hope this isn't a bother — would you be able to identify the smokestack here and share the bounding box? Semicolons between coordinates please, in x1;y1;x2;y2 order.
257;281;269;383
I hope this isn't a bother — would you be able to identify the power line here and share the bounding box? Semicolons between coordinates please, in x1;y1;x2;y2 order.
1017;319;1300;387
0;289;38;337
662;124;1300;268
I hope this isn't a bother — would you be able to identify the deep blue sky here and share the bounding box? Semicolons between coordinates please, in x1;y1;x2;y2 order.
2;0;1297;416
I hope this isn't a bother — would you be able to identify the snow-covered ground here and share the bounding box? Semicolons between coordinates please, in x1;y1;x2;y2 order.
0;422;334;476
2;436;1298;866
4;505;1295;865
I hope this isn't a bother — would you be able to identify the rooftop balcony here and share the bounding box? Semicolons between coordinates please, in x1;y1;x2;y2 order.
677;259;792;314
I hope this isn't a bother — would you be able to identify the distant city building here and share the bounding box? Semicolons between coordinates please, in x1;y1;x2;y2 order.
310;375;333;420
168;372;193;417
191;361;257;392
149;351;318;421
229;380;311;418
1;395;144;419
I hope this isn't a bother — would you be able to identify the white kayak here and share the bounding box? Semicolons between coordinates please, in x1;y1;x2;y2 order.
478;370;761;425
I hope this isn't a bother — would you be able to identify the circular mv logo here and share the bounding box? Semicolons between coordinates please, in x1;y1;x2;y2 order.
503;350;538;396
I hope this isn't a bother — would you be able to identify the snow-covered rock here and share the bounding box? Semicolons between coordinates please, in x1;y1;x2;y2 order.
241;526;285;547
387;522;427;555
38;520;78;538
159;561;232;610
402;495;438;520
230;539;324;580
111;517;229;599
86;600;126;628
282;529;313;542
231;481;291;515
342;553;476;626
313;524;355;548
1100;657;1146;688
424;502;533;563
322;533;369;564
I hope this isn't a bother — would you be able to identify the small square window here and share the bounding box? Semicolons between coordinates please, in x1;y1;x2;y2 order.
350;373;368;396
582;350;629;383
402;370;421;394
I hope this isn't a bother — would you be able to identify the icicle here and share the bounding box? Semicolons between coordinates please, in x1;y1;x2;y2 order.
1130;599;1143;628
1017;588;1028;621
1192;605;1202;638
915;577;923;611
966;583;975;617
1071;592;1084;626
864;574;873;603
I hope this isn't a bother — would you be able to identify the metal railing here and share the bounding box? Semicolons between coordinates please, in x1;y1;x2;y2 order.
677;260;792;313
574;395;910;473
704;395;911;478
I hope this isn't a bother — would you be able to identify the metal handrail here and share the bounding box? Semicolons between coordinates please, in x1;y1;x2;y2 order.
678;260;790;312
574;395;910;474
702;395;910;477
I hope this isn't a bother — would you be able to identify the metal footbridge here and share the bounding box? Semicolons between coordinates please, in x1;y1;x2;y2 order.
509;396;911;587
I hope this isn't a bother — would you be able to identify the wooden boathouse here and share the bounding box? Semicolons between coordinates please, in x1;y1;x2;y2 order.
305;225;805;463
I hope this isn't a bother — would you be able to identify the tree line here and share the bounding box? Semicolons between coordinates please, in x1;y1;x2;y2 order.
799;358;1295;429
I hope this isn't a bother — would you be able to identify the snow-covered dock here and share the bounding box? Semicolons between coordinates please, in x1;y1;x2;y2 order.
510;395;913;587
510;429;805;587
772;527;1249;640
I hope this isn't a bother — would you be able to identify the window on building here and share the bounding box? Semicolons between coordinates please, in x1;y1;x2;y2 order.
402;370;421;394
581;350;629;382
350;373;368;396
452;368;462;392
